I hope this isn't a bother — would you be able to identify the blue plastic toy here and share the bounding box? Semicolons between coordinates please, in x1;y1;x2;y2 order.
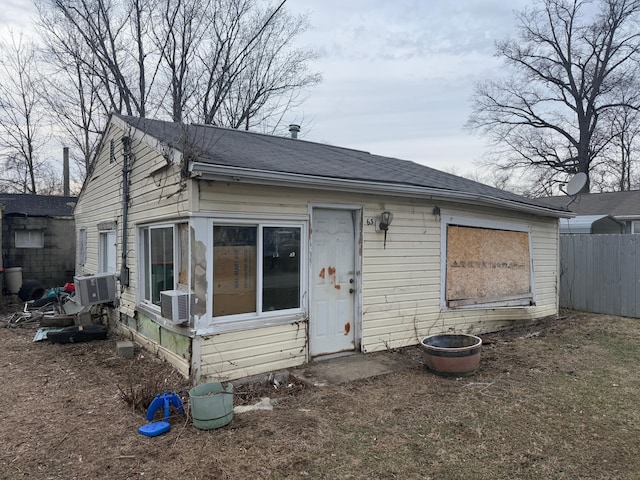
138;390;184;437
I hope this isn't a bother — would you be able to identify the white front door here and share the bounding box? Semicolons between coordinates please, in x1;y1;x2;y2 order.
310;208;357;356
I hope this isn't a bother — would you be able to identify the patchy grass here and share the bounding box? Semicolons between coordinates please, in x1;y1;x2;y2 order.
1;310;639;479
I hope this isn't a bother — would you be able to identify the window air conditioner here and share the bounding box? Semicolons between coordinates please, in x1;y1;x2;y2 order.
160;290;191;325
74;273;117;306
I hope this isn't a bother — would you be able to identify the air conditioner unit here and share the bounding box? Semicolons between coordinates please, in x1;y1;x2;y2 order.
160;290;191;324
74;273;117;306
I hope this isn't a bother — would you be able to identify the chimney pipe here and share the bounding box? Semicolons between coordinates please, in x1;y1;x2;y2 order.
288;124;300;139
63;147;70;196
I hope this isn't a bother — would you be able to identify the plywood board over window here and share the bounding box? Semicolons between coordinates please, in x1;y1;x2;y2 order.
445;224;533;308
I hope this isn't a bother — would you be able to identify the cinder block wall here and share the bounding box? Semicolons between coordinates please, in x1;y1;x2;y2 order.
3;217;76;288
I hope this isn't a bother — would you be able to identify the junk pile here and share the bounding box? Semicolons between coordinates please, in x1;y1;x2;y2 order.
2;282;108;344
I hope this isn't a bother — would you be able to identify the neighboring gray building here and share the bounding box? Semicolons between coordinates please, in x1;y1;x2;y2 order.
542;190;640;234
559;215;623;234
0;194;77;289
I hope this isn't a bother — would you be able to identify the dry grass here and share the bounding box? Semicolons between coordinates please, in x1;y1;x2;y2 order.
1;308;639;479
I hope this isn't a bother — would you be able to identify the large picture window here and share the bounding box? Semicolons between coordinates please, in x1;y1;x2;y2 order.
213;224;302;318
443;218;534;308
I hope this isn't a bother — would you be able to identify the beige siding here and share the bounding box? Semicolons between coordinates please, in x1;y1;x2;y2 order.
74;125;124;276
118;137;189;316
196;323;307;382
361;204;559;352
199;182;560;359
75;121;189;319
76;132;560;382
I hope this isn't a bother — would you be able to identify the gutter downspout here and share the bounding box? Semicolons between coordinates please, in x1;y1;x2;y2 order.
120;136;131;287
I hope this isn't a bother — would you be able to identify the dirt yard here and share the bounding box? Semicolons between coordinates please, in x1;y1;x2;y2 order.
1;300;639;479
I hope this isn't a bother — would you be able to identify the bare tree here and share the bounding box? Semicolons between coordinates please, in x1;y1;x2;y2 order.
0;34;51;194
197;0;320;130
35;0;320;150
35;0;161;118
39;28;104;178
467;0;640;193
150;0;212;122
608;103;640;190
212;2;321;131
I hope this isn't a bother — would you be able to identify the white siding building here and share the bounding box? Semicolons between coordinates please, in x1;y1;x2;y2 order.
74;114;571;383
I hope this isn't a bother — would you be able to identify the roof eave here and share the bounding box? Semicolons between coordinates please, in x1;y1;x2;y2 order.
611;214;640;221
190;162;572;219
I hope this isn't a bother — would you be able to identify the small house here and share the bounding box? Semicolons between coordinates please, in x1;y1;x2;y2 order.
73;114;569;383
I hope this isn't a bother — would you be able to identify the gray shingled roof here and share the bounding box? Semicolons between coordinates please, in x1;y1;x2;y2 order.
115;114;567;216
0;194;77;217
541;190;640;217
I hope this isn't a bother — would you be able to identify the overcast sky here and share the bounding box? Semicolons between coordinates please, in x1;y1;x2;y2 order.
1;0;531;174
284;0;531;173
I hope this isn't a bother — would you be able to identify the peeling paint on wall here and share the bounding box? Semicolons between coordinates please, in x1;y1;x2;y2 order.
191;226;207;316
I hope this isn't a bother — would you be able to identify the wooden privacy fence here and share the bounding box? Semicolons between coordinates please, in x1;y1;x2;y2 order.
559;234;640;318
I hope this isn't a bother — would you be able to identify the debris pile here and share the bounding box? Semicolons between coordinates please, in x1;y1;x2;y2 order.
1;282;108;344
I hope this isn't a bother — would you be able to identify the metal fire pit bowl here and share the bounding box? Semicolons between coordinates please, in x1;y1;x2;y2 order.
420;333;482;377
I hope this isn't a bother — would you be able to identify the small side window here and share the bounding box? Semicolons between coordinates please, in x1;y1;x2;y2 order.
99;230;117;273
15;230;44;248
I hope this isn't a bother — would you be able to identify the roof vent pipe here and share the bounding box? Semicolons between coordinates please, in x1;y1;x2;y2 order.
289;124;300;139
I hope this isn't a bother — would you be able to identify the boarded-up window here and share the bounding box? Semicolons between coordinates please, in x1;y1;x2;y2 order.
445;225;533;308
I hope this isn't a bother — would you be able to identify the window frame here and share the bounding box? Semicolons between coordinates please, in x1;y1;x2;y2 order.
138;223;179;309
98;230;117;273
440;216;535;310
15;229;44;248
211;219;306;324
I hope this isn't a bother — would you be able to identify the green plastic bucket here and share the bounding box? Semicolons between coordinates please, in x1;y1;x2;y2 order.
189;382;233;430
